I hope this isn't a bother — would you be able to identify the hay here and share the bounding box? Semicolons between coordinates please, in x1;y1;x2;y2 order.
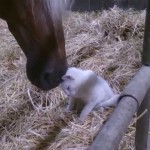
0;6;146;150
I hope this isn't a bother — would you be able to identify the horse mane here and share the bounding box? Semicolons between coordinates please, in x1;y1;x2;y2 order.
29;0;73;17
47;0;74;21
48;0;74;12
26;0;73;48
26;0;74;29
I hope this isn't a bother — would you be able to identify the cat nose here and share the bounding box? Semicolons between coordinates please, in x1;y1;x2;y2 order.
60;78;64;83
61;75;66;82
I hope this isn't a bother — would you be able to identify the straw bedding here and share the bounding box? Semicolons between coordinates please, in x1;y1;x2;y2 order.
0;6;146;150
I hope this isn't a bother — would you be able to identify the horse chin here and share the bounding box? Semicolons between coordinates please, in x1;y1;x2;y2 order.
32;78;61;91
41;83;60;91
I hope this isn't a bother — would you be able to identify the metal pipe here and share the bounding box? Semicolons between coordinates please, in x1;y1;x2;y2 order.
135;0;150;149
90;66;150;150
135;88;150;150
142;0;150;65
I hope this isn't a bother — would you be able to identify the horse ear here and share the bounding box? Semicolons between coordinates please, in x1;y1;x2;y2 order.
62;75;74;81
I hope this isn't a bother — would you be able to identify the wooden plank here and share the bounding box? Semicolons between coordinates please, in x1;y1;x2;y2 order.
71;0;147;11
71;0;90;11
90;66;150;150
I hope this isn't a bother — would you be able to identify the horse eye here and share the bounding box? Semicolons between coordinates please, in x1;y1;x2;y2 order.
67;87;70;91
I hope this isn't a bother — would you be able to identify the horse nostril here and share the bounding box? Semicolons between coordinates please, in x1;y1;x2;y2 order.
43;71;60;85
43;71;52;83
44;72;50;80
38;68;66;90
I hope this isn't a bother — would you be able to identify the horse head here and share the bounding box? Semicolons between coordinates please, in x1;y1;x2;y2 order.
0;0;72;90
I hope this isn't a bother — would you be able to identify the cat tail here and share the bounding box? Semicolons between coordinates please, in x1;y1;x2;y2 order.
100;94;120;107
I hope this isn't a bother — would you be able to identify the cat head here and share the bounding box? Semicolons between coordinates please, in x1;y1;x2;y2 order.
60;67;97;97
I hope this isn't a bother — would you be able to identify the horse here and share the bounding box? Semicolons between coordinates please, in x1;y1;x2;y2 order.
0;0;73;91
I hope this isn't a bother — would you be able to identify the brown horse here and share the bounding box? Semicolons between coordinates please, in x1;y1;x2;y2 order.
0;0;73;91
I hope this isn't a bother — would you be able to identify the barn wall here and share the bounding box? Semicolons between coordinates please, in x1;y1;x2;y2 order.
71;0;147;11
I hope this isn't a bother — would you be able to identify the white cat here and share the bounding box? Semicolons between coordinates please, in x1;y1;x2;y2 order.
60;67;120;121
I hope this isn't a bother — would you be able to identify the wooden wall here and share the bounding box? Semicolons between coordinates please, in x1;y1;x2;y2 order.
71;0;147;11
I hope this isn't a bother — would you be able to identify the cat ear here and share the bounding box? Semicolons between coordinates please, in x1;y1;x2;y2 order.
62;75;74;81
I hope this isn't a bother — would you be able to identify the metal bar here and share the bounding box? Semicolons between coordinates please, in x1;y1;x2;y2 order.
135;88;150;150
90;66;150;150
142;0;150;65
135;0;150;149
